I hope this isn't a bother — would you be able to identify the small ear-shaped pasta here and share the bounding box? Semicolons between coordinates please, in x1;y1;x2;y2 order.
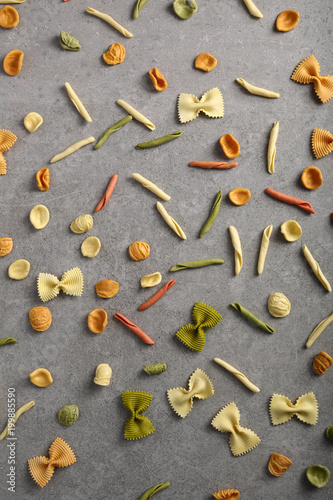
140;272;162;288
257;224;273;275
94;363;112;386
24;112;43;133
267;121;279;174
30;368;53;387
229;226;242;275
64;82;92;122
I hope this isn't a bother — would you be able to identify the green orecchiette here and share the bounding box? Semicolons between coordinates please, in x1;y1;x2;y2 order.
231;303;275;334
306;464;330;488
136;130;183;149
58;405;79;426
59;31;81;51
176;302;222;351
173;0;197;19
200;190;222;238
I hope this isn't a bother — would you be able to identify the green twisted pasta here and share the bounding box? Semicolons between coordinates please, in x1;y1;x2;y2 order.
231;303;275;333
94;115;132;150
170;259;224;272
200;190;222;238
0;338;17;346
139;482;170;500
133;0;149;19
136;130;183;149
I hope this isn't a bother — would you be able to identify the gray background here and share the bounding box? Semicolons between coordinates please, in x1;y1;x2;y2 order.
0;0;332;498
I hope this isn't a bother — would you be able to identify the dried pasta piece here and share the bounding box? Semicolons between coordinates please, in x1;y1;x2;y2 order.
267;121;279;174
94;363;112;386
175;302;222;351
194;52;217;72
189;161;238;169
129;241;150;261
81;236;101;258
138;280;175;311
178;87;224;123
231;303;275;333
132;173;170;201
94;174;118;212
291;55;333;103
28;437;76;488
24;112;43;133
170;259;224;272
94;116;132;149
229;226;242;275
242;0;262;18
212;489;240;500
200;190;222;238
306;312;333;348
156;202;186;239
29;307;52;331
59;31;81;51
36;168;50;191
280;220;302;242
173;0;197;19
268;453;292;476
265;187;315;214
0;337;16;346
0;5;19;28
267;293;290;318
95;280;119;298
88;309;108;333
302;244;331;292
50;136;95;163
228;188;251;206
3;49;24;75
122;390;155;440
0;401;35;441
115;312;154;344
220;134;240;159
214;357;260;393
276;10;299;31
117;99;155;130
29;368;53;387
149;68;167;91
136;130;183;149
301;166;322;190
64;82;92;122
58;405;79;426
306;465;330;488
0;237;13;256
29;205;50;229
86;7;133;38
0;0;25;3
0;129;17;174
167;368;214;418
8;259;30;280
269;393;318;425
236;78;279;98
103;43;125;65
313;351;333;375
37;268;84;302
70;214;93;234
140;272;162;288
311;129;333;159
325;426;333;441
257;224;273;275
211;402;261;456
139;482;170;500
143;363;167;375
133;0;149;19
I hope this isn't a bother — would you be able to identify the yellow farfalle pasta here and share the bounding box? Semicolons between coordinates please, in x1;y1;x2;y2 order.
156;202;186;239
177;87;224;124
257;224;273;275
237;78;280;98
0;401;35;441
132;173;170;201
229;226;242;275
37;267;84;302
65;82;92;122
267;121;279;174
117;99;155;130
302;244;331;292
214;357;260;392
269;393;318;425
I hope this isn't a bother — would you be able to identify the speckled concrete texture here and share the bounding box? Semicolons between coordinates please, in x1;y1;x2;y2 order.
0;1;332;499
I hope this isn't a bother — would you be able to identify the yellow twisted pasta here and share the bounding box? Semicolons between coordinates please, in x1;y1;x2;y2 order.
229;226;242;275
267;122;279;174
258;225;273;275
242;0;263;18
303;245;331;292
214;358;260;392
156;202;186;239
0;401;35;441
65;82;92;122
117;99;155;130
86;7;133;38
237;78;280;98
50;137;95;164
132;173;170;201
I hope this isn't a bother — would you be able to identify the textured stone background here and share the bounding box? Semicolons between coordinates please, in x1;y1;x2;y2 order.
0;0;332;499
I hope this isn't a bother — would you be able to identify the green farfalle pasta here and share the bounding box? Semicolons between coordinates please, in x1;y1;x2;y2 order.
170;258;224;272
136;130;183;149
0;338;17;346
143;363;167;375
173;0;197;19
200;190;222;238
139;482;171;500
94;115;132;150
59;31;81;51
176;302;222;351
133;0;149;19
306;465;330;488
231;303;275;334
122;390;155;440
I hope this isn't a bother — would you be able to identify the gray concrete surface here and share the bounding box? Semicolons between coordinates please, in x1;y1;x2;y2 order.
0;0;332;498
